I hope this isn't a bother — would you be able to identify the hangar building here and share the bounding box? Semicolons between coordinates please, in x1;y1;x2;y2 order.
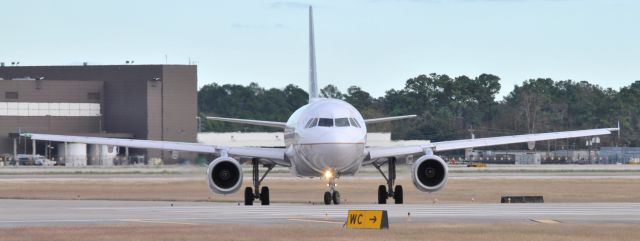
0;65;197;164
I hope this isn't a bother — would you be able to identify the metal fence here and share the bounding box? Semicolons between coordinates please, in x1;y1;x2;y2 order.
444;147;640;165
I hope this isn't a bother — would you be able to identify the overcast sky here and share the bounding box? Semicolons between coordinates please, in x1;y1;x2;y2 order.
2;0;638;99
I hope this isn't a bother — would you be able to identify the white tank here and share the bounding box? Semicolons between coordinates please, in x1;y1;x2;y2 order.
88;145;117;166
57;143;87;166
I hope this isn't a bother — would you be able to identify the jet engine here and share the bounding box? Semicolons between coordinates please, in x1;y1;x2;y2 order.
207;157;243;194
411;155;448;192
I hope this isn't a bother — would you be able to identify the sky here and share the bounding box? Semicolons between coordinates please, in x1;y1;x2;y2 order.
1;0;638;100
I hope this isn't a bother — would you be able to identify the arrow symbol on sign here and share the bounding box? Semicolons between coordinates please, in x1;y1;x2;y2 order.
369;216;377;223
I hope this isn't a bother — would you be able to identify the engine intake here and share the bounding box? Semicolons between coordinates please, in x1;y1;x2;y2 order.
411;155;448;192
207;157;243;194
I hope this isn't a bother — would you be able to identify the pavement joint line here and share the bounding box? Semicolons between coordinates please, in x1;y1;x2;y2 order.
287;218;344;224
119;219;199;226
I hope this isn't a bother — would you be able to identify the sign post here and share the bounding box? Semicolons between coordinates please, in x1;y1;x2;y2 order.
345;210;388;229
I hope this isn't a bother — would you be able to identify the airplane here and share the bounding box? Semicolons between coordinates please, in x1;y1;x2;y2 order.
23;6;619;206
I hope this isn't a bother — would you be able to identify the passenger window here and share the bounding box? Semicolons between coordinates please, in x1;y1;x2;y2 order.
335;118;350;127
349;118;361;128
318;118;333;127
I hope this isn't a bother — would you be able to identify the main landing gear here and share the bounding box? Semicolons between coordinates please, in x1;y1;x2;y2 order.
244;158;274;206
323;170;340;205
373;157;403;204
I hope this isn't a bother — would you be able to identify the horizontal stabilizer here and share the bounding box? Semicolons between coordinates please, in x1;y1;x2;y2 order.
365;115;417;124
206;116;287;129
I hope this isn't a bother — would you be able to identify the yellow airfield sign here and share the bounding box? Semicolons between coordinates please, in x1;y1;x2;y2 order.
345;210;389;229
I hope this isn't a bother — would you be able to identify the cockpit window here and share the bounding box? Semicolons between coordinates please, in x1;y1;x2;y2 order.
318;118;333;127
349;118;361;128
335;118;350;127
305;118;318;128
306;118;361;128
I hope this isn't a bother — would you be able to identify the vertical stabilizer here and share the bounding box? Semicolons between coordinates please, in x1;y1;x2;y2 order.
308;6;319;101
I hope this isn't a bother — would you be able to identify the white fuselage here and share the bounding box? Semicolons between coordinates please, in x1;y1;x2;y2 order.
284;98;367;177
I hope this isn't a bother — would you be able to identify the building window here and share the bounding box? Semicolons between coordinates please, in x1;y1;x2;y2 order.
87;92;101;101
5;92;18;99
0;102;101;117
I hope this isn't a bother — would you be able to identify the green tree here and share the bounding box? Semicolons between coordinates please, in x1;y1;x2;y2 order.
197;77;640;147
320;84;344;99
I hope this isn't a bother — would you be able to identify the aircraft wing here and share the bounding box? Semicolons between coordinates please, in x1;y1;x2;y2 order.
365;127;618;161
23;133;287;164
430;128;618;152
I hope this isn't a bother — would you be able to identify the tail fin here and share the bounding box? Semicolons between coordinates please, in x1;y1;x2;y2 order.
308;6;318;101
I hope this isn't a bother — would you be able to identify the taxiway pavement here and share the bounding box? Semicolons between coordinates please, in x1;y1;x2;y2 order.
0;199;638;227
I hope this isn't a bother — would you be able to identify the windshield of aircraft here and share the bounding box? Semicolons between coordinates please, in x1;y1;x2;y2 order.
318;118;334;127
305;118;361;128
335;118;349;127
305;118;318;128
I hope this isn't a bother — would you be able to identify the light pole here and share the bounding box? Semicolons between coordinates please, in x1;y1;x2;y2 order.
593;137;600;164
586;140;592;164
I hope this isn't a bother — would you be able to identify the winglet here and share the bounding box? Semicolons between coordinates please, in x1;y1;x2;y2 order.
308;5;319;101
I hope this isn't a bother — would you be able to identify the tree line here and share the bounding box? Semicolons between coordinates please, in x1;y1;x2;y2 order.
198;74;640;147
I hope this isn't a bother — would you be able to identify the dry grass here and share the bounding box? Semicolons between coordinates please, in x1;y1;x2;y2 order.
1;177;640;204
0;223;638;241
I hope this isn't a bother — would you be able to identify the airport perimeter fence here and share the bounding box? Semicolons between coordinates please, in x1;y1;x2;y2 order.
0;154;165;167
442;147;640;165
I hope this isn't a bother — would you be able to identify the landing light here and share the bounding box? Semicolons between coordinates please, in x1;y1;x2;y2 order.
324;170;333;179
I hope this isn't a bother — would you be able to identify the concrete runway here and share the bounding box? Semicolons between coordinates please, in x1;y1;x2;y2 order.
0;199;638;227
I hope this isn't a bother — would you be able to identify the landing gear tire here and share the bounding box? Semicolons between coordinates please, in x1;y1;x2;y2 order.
324;191;332;205
375;157;402;205
260;186;270;205
244;187;254;206
246;158;274;206
394;185;403;204
378;185;387;204
332;191;341;205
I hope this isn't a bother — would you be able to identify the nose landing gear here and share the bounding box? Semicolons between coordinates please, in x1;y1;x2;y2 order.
323;170;340;205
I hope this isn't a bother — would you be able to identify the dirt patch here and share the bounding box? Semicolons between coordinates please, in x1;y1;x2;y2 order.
0;223;638;241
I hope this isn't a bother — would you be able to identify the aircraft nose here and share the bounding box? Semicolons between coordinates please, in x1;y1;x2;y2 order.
322;129;363;143
296;142;366;175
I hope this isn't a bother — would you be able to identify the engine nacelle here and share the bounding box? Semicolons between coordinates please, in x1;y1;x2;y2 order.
411;155;449;193
206;157;243;194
